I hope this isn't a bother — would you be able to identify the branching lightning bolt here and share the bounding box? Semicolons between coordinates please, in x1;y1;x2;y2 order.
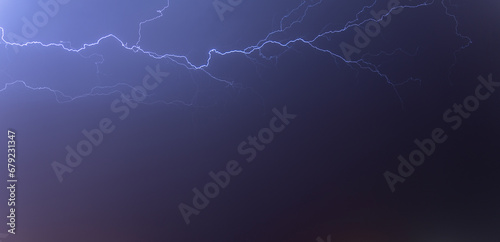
0;0;472;108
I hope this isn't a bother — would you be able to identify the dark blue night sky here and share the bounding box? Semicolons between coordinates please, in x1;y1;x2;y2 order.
0;0;499;241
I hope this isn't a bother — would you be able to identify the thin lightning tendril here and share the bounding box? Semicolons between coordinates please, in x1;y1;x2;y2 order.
0;0;471;107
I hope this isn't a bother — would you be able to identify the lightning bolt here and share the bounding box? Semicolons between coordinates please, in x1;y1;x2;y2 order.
0;0;471;108
440;0;472;83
